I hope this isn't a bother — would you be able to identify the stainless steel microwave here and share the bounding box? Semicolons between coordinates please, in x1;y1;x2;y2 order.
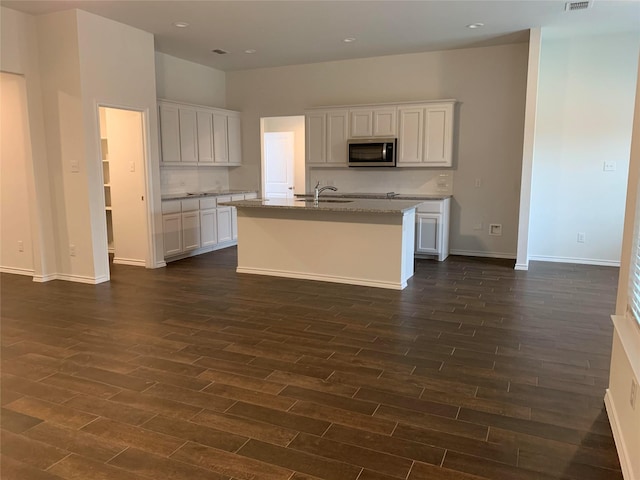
347;138;397;167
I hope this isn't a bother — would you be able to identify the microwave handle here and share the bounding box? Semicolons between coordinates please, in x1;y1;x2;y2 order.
382;143;387;161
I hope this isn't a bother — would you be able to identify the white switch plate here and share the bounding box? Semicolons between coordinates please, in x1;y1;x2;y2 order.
475;178;482;188
577;232;585;243
18;240;24;252
71;161;80;173
603;161;616;172
129;162;135;172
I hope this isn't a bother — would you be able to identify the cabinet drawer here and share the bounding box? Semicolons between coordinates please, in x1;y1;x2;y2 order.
231;194;245;201
417;201;443;214
162;200;181;214
200;197;217;209
181;198;199;212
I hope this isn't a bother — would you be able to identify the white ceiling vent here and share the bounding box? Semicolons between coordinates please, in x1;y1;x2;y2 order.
212;49;228;55
565;1;592;11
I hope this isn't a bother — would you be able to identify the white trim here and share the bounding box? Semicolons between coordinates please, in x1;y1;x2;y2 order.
514;262;529;271
55;273;109;284
33;273;58;283
164;242;237;263
612;315;640;385
529;255;620;267
113;257;146;267
0;266;34;276
236;266;406;290
154;261;167;268
449;249;516;259
605;389;635;480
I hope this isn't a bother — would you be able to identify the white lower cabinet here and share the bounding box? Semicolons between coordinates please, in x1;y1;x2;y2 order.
415;198;450;261
162;193;253;261
217;207;233;243
162;213;182;257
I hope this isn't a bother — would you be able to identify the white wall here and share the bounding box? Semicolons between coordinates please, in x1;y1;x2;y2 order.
263;116;306;194
0;73;35;274
1;7;58;281
75;10;163;272
227;44;529;258
529;31;639;266
155;52;226;108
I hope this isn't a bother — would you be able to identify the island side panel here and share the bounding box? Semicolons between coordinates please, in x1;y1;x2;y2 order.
401;209;416;284
235;208;412;289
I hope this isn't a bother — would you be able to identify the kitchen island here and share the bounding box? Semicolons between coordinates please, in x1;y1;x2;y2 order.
220;197;423;290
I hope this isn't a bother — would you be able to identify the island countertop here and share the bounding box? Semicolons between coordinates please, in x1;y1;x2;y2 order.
220;197;423;214
295;192;452;201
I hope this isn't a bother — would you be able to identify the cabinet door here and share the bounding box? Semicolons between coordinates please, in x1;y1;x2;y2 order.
217;207;233;243
373;108;397;136
159;104;180;163
213;113;229;163
326;110;348;165
163;213;182;256
200;208;217;247
424;104;453;167
179;107;198;163
306;113;326;164
397;107;424;165
227;115;242;165
416;213;440;254
349;109;373;137
196;110;214;164
232;207;238;240
182;211;201;251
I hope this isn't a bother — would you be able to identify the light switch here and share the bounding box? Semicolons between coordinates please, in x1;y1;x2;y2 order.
129;162;135;172
71;161;80;173
603;161;616;172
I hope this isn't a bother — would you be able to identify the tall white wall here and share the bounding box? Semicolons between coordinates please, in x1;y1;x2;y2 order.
155;52;226;108
75;10;163;272
0;73;35;274
529;31;639;266
227;44;529;258
1;6;58;281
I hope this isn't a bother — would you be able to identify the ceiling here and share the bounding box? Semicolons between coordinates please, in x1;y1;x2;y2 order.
2;0;639;71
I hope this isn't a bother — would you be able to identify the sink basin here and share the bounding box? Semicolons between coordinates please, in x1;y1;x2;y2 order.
295;199;354;204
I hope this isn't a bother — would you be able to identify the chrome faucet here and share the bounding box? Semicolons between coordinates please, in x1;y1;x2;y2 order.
314;181;338;205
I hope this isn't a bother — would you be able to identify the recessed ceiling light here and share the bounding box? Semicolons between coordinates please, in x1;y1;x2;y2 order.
173;21;190;28
343;37;356;43
244;49;257;54
466;23;484;29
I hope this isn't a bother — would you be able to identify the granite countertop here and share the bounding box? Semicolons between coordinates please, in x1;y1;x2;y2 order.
295;192;452;200
220;197;424;214
161;190;256;201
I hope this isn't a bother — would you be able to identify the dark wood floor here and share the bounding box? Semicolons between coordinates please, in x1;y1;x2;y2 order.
1;248;622;480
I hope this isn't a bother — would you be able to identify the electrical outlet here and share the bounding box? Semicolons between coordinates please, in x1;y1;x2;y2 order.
603;160;616;172
475;178;482;188
577;232;585;243
489;224;502;236
69;244;76;257
631;378;638;410
18;240;24;252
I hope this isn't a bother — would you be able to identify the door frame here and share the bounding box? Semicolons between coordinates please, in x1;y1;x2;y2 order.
95;102;154;278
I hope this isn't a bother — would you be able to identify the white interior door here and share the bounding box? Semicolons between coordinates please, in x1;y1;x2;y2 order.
264;132;294;198
104;107;148;265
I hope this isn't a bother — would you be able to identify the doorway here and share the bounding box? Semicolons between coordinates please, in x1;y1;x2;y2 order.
261;116;305;198
98;106;148;268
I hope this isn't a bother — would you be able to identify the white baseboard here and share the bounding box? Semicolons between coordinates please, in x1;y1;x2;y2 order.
528;255;620;267
154;261;167;268
33;273;58;283
113;257;146;267
0;266;34;277
514;263;529;271
449;249;516;260
605;389;635;480
236;266;406;290
55;273;109;284
164;241;237;263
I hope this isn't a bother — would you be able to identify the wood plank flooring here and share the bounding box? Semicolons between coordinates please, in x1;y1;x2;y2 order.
1;248;622;479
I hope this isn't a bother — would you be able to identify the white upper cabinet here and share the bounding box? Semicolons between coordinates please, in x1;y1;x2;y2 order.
227;114;242;165
397;101;454;167
349;107;397;137
306;110;349;166
159;104;181;163
196;110;214;164
306;100;455;168
158;99;242;166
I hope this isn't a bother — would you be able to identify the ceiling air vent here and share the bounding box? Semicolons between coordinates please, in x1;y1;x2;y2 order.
565;1;591;11
212;49;228;55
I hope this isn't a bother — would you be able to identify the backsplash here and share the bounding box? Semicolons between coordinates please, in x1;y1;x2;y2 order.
161;167;230;194
306;168;453;195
